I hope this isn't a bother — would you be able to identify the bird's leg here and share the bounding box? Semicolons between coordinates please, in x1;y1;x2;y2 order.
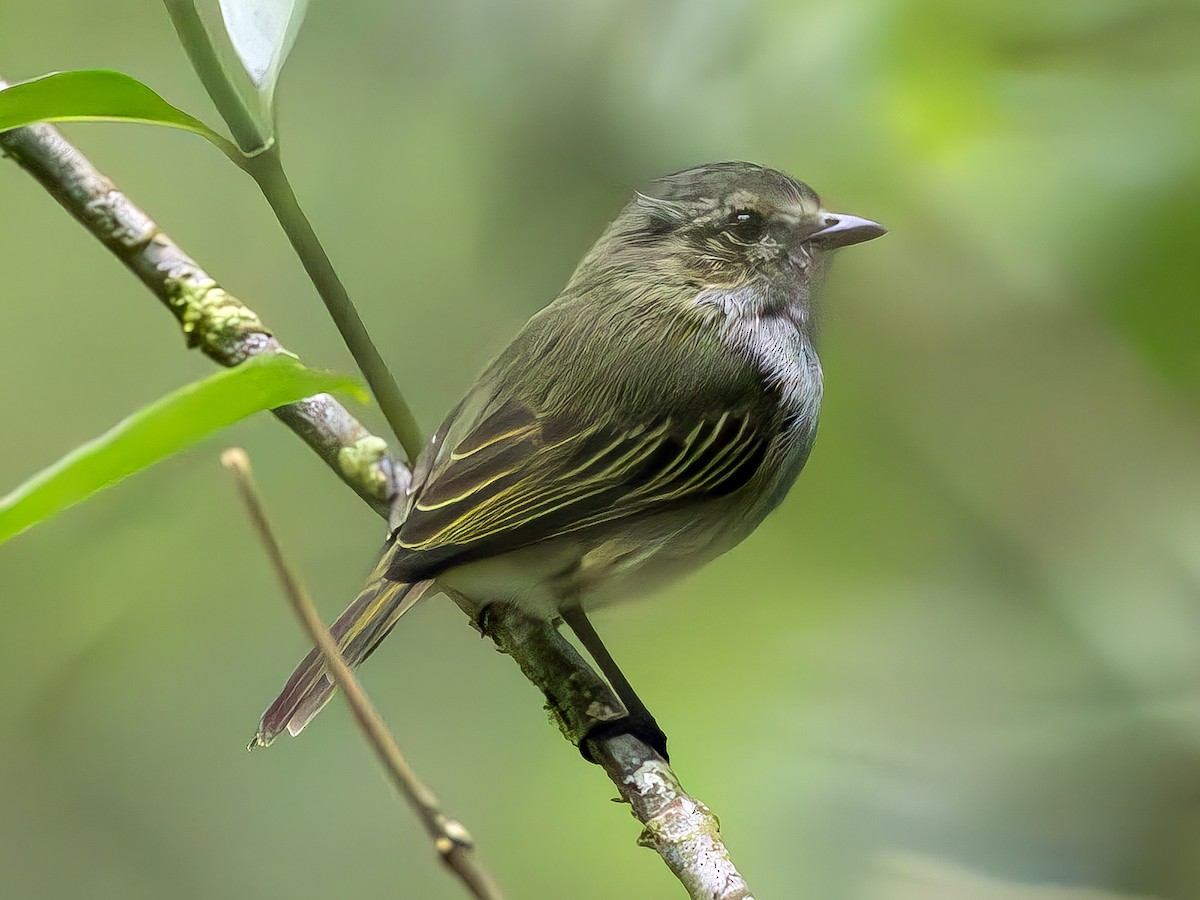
560;604;669;762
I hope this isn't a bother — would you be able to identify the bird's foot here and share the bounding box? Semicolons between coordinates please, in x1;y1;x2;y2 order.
579;712;669;764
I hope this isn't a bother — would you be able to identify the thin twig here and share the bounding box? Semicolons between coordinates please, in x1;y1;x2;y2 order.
221;448;505;900
0;108;757;898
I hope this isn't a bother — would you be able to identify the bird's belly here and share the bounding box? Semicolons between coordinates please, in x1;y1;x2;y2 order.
437;426;816;619
436;497;750;618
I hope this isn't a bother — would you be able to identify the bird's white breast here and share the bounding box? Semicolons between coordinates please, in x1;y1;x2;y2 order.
698;286;824;425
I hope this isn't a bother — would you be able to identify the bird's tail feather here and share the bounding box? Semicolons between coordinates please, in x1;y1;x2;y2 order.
251;576;434;747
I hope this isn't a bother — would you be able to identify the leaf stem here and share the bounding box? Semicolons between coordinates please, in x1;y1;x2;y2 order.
243;146;424;461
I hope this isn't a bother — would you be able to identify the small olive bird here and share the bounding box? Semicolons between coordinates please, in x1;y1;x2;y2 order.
253;162;884;759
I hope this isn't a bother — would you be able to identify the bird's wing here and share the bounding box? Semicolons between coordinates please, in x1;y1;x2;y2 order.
388;394;775;580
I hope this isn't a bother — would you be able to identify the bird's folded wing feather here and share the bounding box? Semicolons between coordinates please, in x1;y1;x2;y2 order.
388;399;772;578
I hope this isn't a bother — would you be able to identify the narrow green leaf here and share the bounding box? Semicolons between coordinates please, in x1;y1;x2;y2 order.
0;356;366;544
0;70;241;161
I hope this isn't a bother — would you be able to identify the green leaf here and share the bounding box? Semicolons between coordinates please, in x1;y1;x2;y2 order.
164;0;309;154
0;69;240;161
0;356;366;545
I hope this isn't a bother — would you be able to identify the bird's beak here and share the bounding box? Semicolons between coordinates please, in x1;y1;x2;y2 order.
807;213;887;249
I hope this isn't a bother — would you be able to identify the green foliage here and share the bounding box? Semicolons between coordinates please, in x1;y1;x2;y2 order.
0;356;363;544
0;69;238;160
0;2;312;160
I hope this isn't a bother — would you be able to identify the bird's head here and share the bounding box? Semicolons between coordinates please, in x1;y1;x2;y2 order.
576;162;884;309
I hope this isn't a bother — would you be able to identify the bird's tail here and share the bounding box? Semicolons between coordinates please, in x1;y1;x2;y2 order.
250;573;434;748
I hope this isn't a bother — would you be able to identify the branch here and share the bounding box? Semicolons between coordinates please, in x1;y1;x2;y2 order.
0;106;399;517
0;109;756;899
481;603;755;899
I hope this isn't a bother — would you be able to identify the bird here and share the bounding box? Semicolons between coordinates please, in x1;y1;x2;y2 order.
252;161;884;760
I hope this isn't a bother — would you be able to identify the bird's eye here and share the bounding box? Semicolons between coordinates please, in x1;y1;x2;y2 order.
725;208;766;240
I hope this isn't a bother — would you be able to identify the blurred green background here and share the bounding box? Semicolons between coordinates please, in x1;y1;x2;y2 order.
3;0;1200;897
